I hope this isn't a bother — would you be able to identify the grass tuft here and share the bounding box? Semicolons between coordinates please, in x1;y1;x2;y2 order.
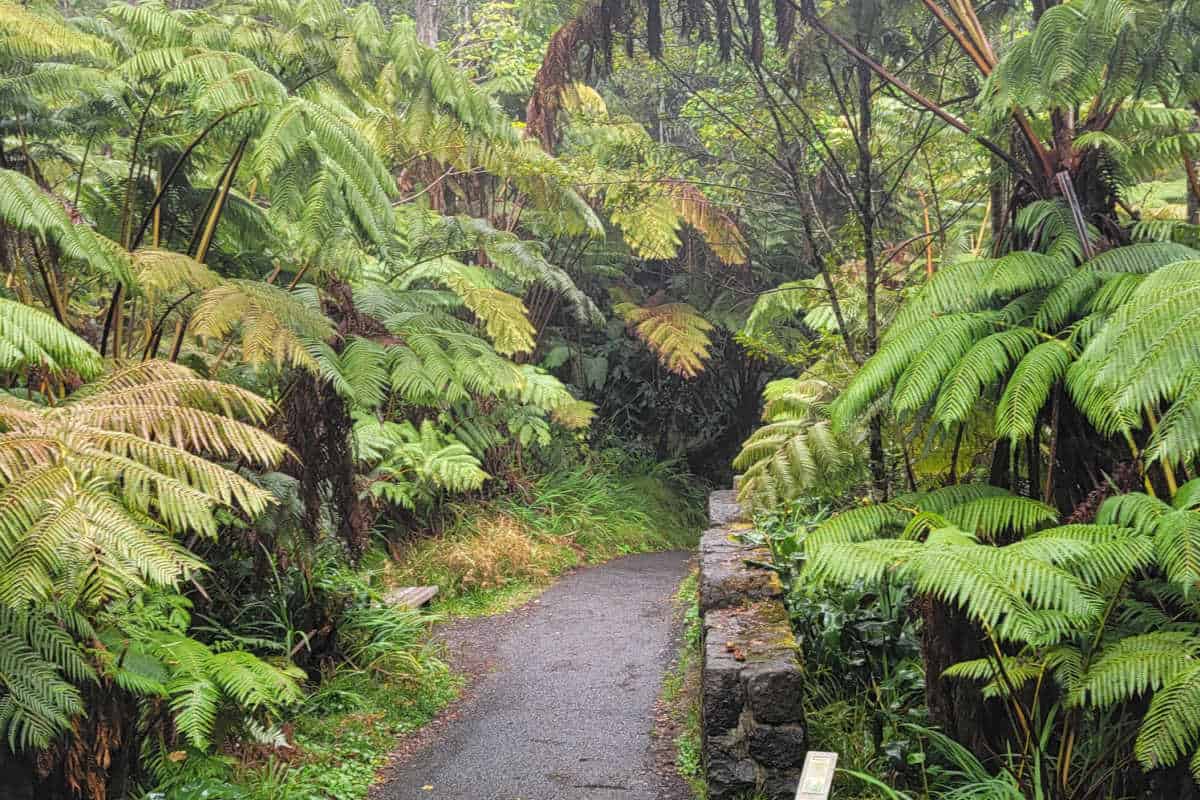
662;568;707;799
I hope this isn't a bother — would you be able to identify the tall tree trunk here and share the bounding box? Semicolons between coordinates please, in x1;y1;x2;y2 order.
415;0;441;46
855;46;888;499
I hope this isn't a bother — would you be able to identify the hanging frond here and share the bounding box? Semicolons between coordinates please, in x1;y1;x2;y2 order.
0;299;102;379
663;179;747;265
614;300;713;378
735;378;861;511
190;281;334;369
306;336;390;410
0;169;130;284
0;603;93;752
995;339;1074;442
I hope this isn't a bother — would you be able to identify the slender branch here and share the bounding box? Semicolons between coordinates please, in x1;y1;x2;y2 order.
793;0;1034;183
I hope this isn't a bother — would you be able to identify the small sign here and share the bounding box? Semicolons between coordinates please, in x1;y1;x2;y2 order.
795;751;838;800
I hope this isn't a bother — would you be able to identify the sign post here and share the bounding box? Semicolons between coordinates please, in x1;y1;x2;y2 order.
795;751;838;800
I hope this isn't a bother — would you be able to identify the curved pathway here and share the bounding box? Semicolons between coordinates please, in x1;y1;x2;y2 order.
374;551;692;800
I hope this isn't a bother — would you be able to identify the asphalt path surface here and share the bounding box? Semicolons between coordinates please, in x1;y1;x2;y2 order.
374;551;691;800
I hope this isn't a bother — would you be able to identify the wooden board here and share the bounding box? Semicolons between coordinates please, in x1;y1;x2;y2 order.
384;585;439;609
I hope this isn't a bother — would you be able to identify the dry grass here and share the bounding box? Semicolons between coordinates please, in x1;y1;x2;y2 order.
388;513;579;597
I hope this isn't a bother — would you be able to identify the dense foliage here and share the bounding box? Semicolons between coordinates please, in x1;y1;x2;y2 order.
3;0;1200;797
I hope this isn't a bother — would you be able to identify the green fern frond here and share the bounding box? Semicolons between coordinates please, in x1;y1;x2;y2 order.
933;329;1040;425
0;2;114;64
0;298;102;379
988;251;1075;296
1070;259;1200;433
891;314;996;417
804;539;925;585
1154;512;1200;597
550;399;596;430
996;339;1074;442
1086;242;1199;275
1014;524;1154;585
1146;374;1200;470
806;503;911;548
1033;271;1106;331
306;337;390;411
191;280;334;370
833;314;966;428
0;169;130;285
943;655;1045;699
886;259;995;336
941;495;1058;540
734;419;859;511
1079;632;1200;709
1136;661;1200;775
1097;490;1173;532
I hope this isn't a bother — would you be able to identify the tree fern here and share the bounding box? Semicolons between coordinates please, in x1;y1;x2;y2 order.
0;360;284;605
941;494;1058;541
1144;371;1200;468
0;1;114;64
146;632;303;750
806;531;1099;644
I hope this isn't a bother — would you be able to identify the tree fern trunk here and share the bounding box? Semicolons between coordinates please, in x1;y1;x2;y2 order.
920;597;1011;759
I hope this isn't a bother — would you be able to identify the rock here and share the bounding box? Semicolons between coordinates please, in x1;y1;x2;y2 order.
708;490;744;526
699;488;807;800
744;656;805;725
747;722;807;768
699;529;782;613
701;639;745;736
704;742;758;800
762;768;805;799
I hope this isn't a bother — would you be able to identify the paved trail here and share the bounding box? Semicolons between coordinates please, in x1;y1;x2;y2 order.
374;551;691;800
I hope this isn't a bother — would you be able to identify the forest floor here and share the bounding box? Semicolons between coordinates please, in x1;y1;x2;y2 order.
371;551;694;800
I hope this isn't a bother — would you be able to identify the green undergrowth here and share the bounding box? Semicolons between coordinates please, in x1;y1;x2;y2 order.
388;451;705;617
238;666;462;800
662;568;707;799
153;611;461;800
748;505;930;799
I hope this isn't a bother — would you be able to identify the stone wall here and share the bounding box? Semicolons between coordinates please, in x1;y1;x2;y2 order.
699;490;806;800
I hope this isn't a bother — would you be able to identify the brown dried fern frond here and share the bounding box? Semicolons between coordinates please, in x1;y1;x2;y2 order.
664;179;748;266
